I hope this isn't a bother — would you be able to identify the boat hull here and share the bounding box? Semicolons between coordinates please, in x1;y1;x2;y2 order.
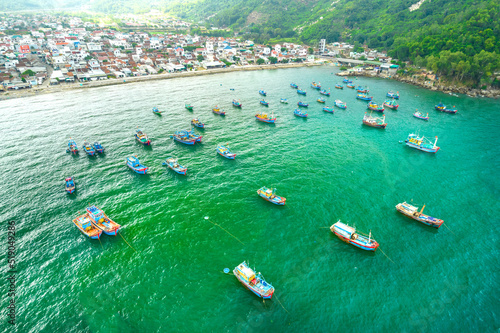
73;215;102;239
383;103;399;110
135;135;151;145
363;120;386;128
332;230;378;251
173;136;196;145
257;191;285;205
255;116;276;123
218;151;236;159
404;141;440;153
127;163;148;174
323;108;334;113
168;166;187;175
234;272;274;299
66;187;75;194
396;204;443;228
413;114;429;120
294;112;307;118
213;110;225;116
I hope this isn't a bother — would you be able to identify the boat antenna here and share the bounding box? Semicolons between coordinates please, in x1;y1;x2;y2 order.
368;230;371;243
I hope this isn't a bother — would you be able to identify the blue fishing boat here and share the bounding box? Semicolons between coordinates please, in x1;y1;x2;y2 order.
163;157;187;175
72;213;102;239
346;83;355;89
135;128;151;145
335;84;343;89
323;106;334;113
152;107;162;115
298;101;309;107
319;89;330;96
172;130;198;145
65;176;75;194
66;138;78;154
386;91;400;99
435;103;457;114
255;112;276;123
260;100;269;106
356;94;373;101
367;101;385;112
185;104;194;111
317;98;326;103
383;100;399;110
405;133;440;153
126;155;149;174
212;106;226;116
343;77;352;83
233;261;275;299
311;81;321;89
290;83;298;89
82;141;96;156
187;128;202;142
413;111;429;120
217;144;236;159
232;99;242;107
259;90;267;96
330;220;379;251
294;109;308;118
297;89;307;95
280;98;288;104
191;118;205;128
334;100;347;109
93;142;104;153
363;112;387;128
86;205;121;236
396;202;444;228
257;186;286;205
356;86;369;93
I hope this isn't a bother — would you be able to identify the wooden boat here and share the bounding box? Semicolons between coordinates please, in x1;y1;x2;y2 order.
135;128;151;145
259;90;267;96
413;111;429;120
232;99;242;107
163;157;187;175
65;176;75;194
191;118;205;128
72;213;102;239
186;128;202;142
290;83;298;89
356;86;369;93
152;107;162;114
334;100;347;109
323;106;334;113
404;133;439;153
297;89;307;95
396;202;444;228
257;186;285;205
294;109;308;118
185;103;194;111
346;83;355;89
212;106;226;116
126;155;148;174
330;220;379;251
83;141;96;156
319;89;330;96
217;144;236;159
86;205;121;235
93;142;104;153
343;77;352;83
386;91;400;99
383;100;399;110
66;138;78;154
317;98;326;103
367;101;385;112
335;84;343;89
311;81;321;89
356;94;373;101
255;112;276;123
280;98;288;104
260;100;269;106
233;261;275;299
297;101;309;107
363;112;387;129
172;131;197;145
435;103;457;114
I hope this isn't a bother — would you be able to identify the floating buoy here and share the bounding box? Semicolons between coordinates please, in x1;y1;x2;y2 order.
223;268;230;274
204;216;209;220
399;140;403;144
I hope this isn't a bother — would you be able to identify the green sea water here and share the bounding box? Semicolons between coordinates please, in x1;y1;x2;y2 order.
0;66;499;333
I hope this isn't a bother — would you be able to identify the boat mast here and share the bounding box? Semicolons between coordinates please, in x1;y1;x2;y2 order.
420;204;426;214
368;231;371;243
434;136;438;147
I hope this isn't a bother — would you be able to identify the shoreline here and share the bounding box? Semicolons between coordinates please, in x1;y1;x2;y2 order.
0;62;323;101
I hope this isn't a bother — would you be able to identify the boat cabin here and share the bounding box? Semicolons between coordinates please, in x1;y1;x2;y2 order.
236;264;255;283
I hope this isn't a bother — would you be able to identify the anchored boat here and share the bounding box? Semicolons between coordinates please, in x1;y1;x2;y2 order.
346;83;355;89
323;106;334;113
386;91;400;99
396;202;444;228
367;101;385;112
93;142;104;153
87;205;121;236
317;98;326;103
334;100;347;109
212;106;226;116
363;112;387;128
404;133;440;153
152;107;162;115
191;118;205;128
232;99;242;108
294;109;308;118
311;81;321;89
280;98;288;104
319;89;331;96
290;83;298;89
335;84;343;89
126;155;148;174
435;103;457;114
330;220;379;251
72;213;102;239
255;112;276;123
67;138;78;154
259;90;267;96
297;101;309;107
383;100;399;110
356;86;369;93
260;100;269;106
83;141;96;156
257;186;285;205
163;157;187;175
233;261;275;299
297;89;307;96
186;128;202;142
413;111;429;120
65;176;75;194
217;144;236;159
172;131;197;145
135;128;151;145
343;77;352;83
185;103;194;111
356;94;373;101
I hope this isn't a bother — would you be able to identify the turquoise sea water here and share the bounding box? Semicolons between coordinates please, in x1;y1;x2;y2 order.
0;66;499;332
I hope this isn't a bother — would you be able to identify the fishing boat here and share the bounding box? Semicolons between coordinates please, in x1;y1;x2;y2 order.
65;177;75;194
232;99;242;108
343;77;352;83
367;101;385;112
72;213;102;239
185;103;194;111
82;141;96;156
297;101;309;107
290;83;298;89
363;112;387;129
413;111;429;121
191;118;205;128
66;138;78;154
260;100;269;106
162;157;187;175
280;98;288;104
152;107;162;115
356;94;373;101
255;112;276;124
257;186;286;205
334;100;347;109
297;89;307;96
319;89;330;96
259;90;267;96
330;220;379;251
212;106;226;116
186;128;202;142
323;106;334;113
335;84;343;89
435;103;457;114
86;205;121;236
126;155;148;174
172;131;197;145
294;109;308;118
386;91;400;99
396;202;444;228
311;81;321;89
404;133;440;153
135;128;151;145
93;142;104;153
346;83;355;89
383;100;399;110
356;86;369;93
317;98;326;103
216;144;236;159
233;261;275;299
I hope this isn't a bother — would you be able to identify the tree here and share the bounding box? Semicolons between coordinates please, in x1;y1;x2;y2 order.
197;54;204;62
308;47;314;54
22;69;35;77
268;57;278;64
256;58;265;65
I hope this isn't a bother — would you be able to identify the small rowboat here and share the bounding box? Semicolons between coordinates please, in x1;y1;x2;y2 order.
217;144;236;159
87;205;121;236
66;138;78;154
65;176;75;194
396;202;444;228
212;106;226;116
126;155;148;174
294;109;308;118
413;111;429;120
135;128;151;145
330;220;379;251
323;106;334;113
259;90;267;96
346;83;355;89
298;101;309;107
335;84;343;89
255;112;276;123
343;77;352;83
334;100;346;109
356;94;372;101
319;89;331;96
260;100;269;106
290;83;298;89
363;112;386;129
317;98;326;103
152;107;162;114
383;100;399;110
93;142;104;153
405;133;439;153
191;118;205;128
232;99;242;107
83;141;96;156
73;213;102;239
367;101;385;112
163;157;187;175
280;98;288;104
185;104;194;111
233;261;275;299
435;103;457;114
297;89;307;95
356;86;369;93
386;91;400;99
257;186;286;205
